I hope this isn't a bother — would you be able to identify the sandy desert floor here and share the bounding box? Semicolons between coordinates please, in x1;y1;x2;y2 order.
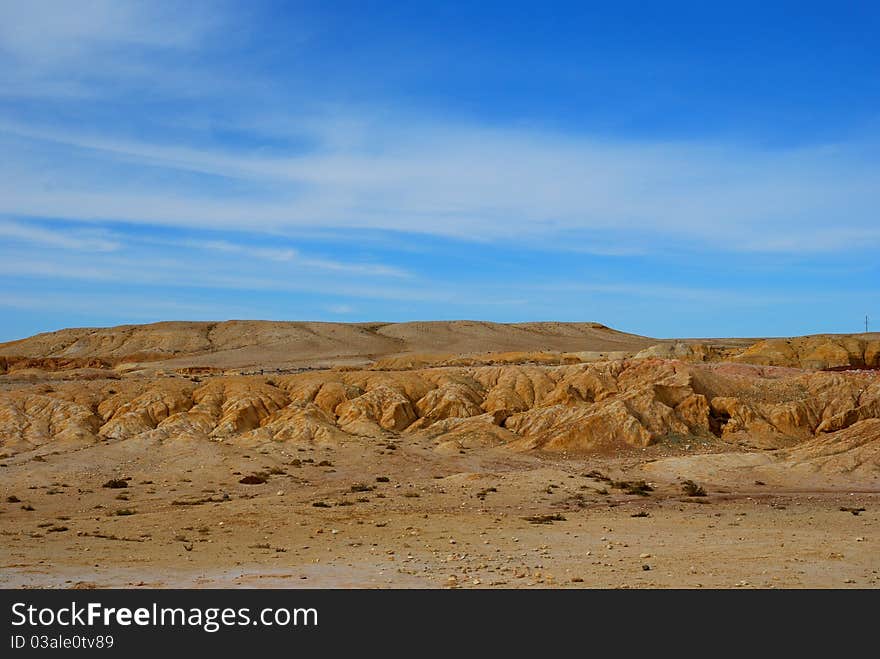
2;429;877;589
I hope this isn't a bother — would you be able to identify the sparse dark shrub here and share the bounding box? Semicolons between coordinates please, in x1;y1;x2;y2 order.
681;480;706;497
523;513;566;524
840;507;865;515
612;480;654;496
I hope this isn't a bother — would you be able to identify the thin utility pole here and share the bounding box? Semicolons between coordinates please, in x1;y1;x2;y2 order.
867;315;870;333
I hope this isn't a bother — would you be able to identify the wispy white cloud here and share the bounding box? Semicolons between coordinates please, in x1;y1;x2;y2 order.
0;291;235;319
0;1;214;67
183;239;409;277
1;115;878;254
0;219;120;251
522;281;790;306
325;304;355;315
0;0;228;101
0;251;439;303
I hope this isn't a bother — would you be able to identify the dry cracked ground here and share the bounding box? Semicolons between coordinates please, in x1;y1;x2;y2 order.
0;321;878;588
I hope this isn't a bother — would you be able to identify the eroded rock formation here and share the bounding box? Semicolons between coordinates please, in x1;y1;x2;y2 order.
2;360;878;476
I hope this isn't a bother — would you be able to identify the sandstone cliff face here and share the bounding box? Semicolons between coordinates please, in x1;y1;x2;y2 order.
2;360;878;470
628;334;880;371
98;380;196;440
633;342;733;362
776;418;880;478
732;336;880;370
0;393;99;452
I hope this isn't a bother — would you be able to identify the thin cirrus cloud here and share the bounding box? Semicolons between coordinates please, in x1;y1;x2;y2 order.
0;249;434;302
2;117;880;253
325;304;355;315
0;0;215;69
0;215;406;280
183;239;409;277
0;291;236;319
0;1;229;104
0;219;120;252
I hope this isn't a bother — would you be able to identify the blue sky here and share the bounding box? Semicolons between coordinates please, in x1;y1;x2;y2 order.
0;1;878;342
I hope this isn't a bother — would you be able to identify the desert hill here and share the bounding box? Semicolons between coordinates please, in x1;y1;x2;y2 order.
0;320;656;372
3;320;877;376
